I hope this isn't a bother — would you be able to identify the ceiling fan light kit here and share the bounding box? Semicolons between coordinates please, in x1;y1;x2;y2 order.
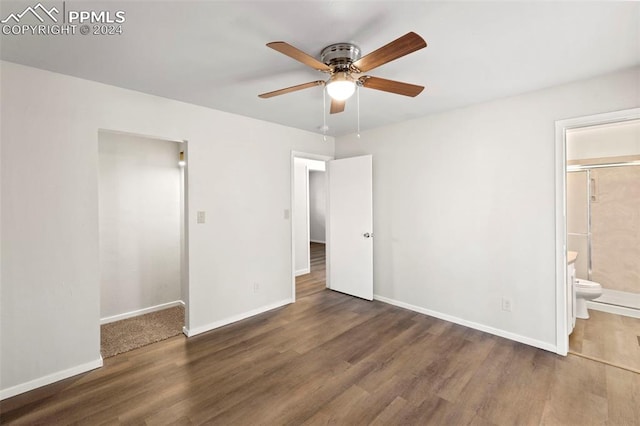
259;32;427;133
326;72;356;101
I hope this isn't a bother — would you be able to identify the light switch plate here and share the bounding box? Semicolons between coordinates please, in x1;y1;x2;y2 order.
197;211;206;224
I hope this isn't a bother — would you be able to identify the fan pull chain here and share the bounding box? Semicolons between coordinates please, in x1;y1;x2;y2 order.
322;86;327;142
357;84;361;139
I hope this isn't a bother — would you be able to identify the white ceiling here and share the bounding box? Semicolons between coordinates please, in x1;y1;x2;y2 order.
1;1;639;136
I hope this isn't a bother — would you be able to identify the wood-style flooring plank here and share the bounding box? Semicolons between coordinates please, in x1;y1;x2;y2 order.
2;242;639;425
570;309;640;372
605;364;640;424
539;355;609;425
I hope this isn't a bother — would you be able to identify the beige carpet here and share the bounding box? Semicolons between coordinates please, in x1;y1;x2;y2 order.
101;305;184;358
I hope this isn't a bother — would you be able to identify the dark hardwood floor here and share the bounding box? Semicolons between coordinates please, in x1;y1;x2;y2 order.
2;242;639;424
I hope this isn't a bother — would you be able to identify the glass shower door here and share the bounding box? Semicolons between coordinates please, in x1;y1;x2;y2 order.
567;171;590;280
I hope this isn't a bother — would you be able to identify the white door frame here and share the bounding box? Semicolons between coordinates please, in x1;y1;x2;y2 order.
290;151;334;302
554;107;640;355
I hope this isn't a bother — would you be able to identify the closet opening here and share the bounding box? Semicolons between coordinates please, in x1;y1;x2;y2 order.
98;130;188;358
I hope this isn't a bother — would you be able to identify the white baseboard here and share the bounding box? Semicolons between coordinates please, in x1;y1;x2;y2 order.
100;300;185;325
1;357;103;401
183;298;292;337
587;300;640;319
310;240;326;244
373;295;557;354
295;268;310;277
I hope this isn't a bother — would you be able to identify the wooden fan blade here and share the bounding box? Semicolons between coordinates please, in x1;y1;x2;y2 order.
267;42;331;72
258;81;324;99
352;32;427;73
330;99;345;114
360;76;424;97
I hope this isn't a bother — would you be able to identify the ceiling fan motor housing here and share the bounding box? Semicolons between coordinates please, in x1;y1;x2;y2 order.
320;43;361;72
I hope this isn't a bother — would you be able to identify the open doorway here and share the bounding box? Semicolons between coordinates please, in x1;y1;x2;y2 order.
291;152;332;302
98;130;188;358
554;107;640;357
565;119;640;371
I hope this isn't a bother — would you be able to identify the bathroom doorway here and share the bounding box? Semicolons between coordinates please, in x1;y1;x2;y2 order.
98;130;188;358
556;110;640;371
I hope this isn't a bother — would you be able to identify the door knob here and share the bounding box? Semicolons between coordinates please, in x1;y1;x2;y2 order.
363;232;373;238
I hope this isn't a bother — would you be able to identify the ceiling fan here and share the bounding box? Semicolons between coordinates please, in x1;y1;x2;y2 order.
258;32;427;114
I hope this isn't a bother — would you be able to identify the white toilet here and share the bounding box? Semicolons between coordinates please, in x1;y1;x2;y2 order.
574;279;603;319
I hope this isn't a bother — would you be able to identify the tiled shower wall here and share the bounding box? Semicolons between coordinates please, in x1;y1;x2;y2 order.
567;164;640;294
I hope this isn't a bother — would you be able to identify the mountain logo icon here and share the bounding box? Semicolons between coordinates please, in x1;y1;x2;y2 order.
1;3;59;24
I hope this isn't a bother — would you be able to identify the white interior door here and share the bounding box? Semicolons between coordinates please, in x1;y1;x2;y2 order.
327;155;373;300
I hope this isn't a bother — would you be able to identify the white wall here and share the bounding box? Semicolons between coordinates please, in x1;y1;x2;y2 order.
293;159;309;275
98;132;182;319
335;66;640;350
567;119;640;160
309;171;326;243
0;61;334;398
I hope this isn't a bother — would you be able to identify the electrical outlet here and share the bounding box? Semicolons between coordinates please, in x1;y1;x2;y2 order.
502;298;512;312
253;282;260;293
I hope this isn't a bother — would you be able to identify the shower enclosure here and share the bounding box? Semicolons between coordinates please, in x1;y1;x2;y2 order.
567;160;640;315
